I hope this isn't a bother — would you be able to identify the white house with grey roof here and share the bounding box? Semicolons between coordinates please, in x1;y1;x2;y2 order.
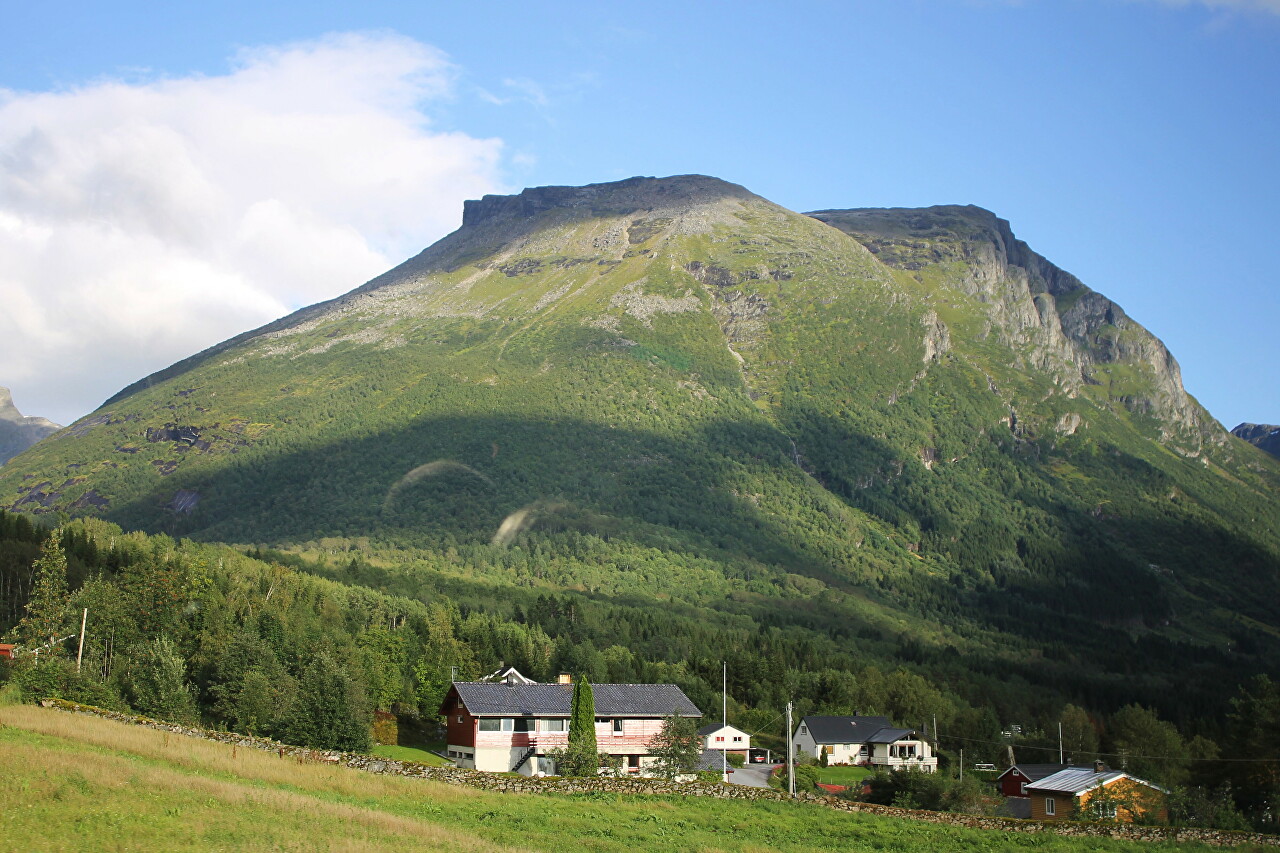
793;715;937;772
439;669;701;776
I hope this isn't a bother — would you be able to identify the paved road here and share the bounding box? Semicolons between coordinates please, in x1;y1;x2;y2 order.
727;763;777;788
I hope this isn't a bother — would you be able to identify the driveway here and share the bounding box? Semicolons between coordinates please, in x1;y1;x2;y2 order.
727;762;777;789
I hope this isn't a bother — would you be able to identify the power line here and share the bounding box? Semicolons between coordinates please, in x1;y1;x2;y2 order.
936;732;1280;764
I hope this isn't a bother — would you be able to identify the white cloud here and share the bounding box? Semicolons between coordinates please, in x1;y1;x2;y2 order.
0;32;505;426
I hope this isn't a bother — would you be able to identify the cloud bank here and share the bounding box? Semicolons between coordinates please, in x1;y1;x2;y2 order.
0;33;504;426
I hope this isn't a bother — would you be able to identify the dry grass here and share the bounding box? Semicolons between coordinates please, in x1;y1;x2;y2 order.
0;704;508;852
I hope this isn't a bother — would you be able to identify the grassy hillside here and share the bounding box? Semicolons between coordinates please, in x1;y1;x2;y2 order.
0;702;1241;852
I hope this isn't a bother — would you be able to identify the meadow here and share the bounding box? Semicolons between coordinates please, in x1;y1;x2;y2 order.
0;703;1255;852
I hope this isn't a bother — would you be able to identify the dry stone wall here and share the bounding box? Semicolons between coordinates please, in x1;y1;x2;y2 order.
41;699;1278;847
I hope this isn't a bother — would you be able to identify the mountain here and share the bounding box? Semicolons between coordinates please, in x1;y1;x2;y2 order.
3;175;1278;721
1232;423;1280;458
0;386;59;465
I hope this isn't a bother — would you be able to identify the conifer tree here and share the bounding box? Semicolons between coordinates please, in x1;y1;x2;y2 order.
18;530;71;652
556;676;599;776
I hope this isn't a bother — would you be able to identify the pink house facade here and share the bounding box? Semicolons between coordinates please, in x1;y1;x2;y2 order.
440;672;701;776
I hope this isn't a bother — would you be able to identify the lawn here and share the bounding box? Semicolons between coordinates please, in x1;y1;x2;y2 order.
0;703;1247;852
372;743;451;766
813;764;873;786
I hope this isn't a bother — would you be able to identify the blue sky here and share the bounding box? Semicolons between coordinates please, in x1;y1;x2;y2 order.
2;0;1277;430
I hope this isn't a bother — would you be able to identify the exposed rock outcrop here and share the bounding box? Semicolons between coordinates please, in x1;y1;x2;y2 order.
1232;423;1280;458
0;387;60;465
810;206;1214;446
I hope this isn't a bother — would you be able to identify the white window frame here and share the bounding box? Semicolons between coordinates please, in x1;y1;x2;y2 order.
1045;797;1056;816
612;718;625;736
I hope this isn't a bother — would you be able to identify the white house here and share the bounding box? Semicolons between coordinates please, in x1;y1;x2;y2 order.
793;715;937;773
698;723;750;758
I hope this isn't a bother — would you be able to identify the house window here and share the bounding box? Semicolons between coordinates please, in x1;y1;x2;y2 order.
612;719;625;735
514;718;532;733
1020;782;1027;795
1045;797;1056;816
716;736;725;742
1092;800;1118;820
823;745;833;755
733;737;743;743
457;716;464;724
799;725;807;734
541;718;566;732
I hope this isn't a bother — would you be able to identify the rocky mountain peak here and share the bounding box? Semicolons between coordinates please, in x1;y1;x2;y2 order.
1232;423;1280;458
810;205;1214;447
0;386;60;465
461;174;756;229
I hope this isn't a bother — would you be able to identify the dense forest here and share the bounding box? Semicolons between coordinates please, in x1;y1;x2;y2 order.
2;511;1277;830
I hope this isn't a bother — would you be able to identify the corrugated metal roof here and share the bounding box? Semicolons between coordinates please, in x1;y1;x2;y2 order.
1025;767;1126;794
450;682;701;717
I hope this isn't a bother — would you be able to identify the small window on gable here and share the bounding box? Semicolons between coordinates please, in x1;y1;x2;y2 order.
716;736;724;742
733;736;742;742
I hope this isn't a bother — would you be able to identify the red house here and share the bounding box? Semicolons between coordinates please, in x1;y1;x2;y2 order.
439;669;701;776
997;763;1072;798
0;644;15;661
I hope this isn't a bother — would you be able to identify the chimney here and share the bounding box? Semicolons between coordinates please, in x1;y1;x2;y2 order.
558;673;572;685
1094;760;1107;773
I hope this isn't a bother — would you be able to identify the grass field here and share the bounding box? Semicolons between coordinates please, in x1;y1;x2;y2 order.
371;743;450;766
813;764;873;786
0;704;1253;852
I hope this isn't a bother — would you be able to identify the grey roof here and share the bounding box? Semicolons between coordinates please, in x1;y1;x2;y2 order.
866;726;915;744
799;715;913;744
1025;767;1128;795
997;764;1072;783
448;682;701;717
695;749;726;772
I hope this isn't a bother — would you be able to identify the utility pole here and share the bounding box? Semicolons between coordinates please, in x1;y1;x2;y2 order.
960;748;964;781
75;608;88;674
722;662;728;784
786;701;795;797
1058;721;1064;764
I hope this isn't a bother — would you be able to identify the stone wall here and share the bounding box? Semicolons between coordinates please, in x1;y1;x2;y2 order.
40;699;1278;847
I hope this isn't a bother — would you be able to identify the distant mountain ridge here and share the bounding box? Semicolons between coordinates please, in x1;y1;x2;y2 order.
1232;422;1280;458
3;174;1277;719
0;386;59;465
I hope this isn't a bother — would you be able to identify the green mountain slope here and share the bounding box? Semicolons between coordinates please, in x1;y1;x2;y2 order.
3;175;1278;722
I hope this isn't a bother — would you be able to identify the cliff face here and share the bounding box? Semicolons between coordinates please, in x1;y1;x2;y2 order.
0;387;60;465
810;205;1215;447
